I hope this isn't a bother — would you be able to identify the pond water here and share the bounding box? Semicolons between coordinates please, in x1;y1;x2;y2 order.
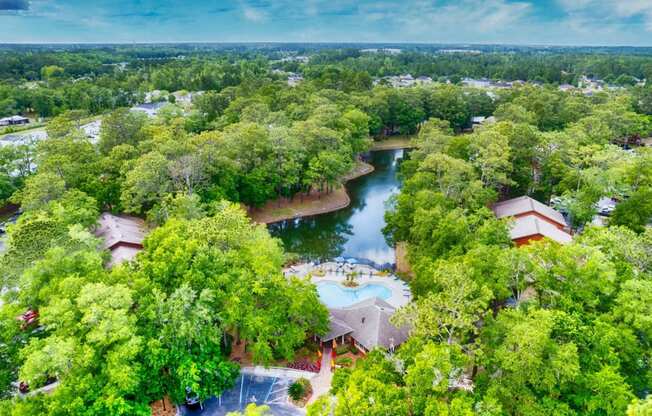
316;281;392;308
269;149;404;266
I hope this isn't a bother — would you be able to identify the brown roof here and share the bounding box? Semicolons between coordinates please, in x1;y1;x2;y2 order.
94;213;146;250
510;215;573;244
492;196;567;227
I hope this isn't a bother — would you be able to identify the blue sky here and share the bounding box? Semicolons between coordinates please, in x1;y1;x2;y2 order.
1;0;652;45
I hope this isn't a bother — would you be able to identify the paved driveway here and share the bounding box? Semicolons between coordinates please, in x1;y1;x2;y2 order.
179;373;304;416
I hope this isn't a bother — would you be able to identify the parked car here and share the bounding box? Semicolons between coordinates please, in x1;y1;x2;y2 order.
185;387;202;409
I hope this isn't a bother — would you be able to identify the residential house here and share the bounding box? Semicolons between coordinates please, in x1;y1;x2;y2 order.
0;130;47;147
462;77;492;89
287;73;304;87
131;102;167;118
471;116;496;129
361;48;402;55
0;115;29;126
81;120;101;143
558;84;575;92
172;90;203;106
492;196;572;246
93;213;147;267
319;297;409;354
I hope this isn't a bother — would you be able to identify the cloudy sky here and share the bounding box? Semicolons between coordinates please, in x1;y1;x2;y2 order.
0;0;651;45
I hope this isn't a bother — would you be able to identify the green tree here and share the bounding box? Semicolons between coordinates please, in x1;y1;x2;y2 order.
99;108;148;154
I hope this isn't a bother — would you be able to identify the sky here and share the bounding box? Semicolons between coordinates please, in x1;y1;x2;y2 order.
1;0;652;46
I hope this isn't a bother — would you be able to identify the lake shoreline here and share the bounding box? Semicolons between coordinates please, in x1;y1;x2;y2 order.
249;160;375;224
370;136;415;151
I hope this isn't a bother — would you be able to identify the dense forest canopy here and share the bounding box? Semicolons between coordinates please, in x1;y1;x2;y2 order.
0;45;650;415
2;44;652;118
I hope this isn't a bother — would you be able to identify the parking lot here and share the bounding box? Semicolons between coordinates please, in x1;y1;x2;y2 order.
179;373;304;416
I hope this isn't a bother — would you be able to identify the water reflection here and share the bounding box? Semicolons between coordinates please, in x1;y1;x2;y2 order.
269;149;404;265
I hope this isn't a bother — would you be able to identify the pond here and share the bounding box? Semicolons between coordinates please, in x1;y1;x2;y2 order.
269;149;404;267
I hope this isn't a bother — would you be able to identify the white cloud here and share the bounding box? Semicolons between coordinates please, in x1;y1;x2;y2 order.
363;0;534;40
557;0;652;31
243;6;266;22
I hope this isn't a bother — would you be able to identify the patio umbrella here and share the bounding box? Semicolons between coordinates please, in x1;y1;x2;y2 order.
346;258;357;264
334;256;345;262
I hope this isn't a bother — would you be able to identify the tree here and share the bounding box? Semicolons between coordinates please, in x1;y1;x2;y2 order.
13;172;65;212
480;309;580;416
469;129;513;189
147;192;205;225
134;203;329;365
394;261;492;344
120;151;171;214
227;403;273;416
494;103;537;125
614;279;652;340
19;282;149;415
99;108;148;154
628;396;652;416
141;284;239;404
610;187;652;233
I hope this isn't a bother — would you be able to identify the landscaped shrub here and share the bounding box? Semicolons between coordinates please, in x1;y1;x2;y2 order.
289;378;311;401
335;357;353;367
335;344;350;356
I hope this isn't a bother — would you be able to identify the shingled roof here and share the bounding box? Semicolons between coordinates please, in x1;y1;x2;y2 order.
510;215;573;244
325;297;409;351
94;213;146;250
492;196;567;227
492;196;572;245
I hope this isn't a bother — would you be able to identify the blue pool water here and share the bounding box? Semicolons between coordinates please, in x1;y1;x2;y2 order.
317;281;392;308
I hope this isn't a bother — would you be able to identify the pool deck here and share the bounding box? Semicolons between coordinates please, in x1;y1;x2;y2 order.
284;262;412;308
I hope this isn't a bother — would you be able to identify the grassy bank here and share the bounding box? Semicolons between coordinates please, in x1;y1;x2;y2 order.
370;135;416;151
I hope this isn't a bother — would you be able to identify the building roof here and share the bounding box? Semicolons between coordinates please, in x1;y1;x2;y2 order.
131;102;167;117
510;215;573;244
492;196;567;227
93;213;146;250
0;115;29;122
325;297;409;351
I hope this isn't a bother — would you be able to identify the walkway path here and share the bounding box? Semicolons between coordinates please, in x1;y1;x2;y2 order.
308;346;333;405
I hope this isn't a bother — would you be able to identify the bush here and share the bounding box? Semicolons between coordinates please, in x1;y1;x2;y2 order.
335;344;350;356
289;378;311;401
335;357;353;367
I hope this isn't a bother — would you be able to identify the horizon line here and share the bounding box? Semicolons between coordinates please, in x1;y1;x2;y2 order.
0;41;652;48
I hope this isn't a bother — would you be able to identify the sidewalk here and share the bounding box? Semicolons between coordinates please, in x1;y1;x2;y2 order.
308;346;333;404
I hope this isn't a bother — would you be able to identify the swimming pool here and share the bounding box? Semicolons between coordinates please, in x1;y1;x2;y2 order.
316;281;392;308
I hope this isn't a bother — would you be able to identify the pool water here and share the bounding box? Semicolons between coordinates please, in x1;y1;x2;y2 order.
317;281;392;308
